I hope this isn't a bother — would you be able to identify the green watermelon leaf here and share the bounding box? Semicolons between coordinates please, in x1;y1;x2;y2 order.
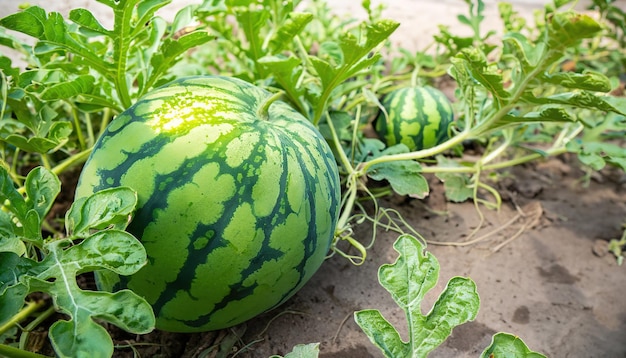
355;234;480;358
522;91;626;115
258;55;308;113
480;332;546;358
69;8;112;36
435;156;474;203
453;47;509;109
268;12;314;53
0;167;154;357
236;8;270;63
311;19;399;125
24;166;61;222
270;343;320;358
11;232;153;358
539;71;612;92
66;187;138;237
0;166;60;248
366;145;429;198
546;12;603;53
40;74;96;101
567;140;626;172
368;160;429;199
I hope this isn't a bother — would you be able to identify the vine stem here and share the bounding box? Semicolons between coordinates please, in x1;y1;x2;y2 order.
0;300;46;336
360;129;471;174
359;42;561;176
257;91;284;121
0;344;51;358
51;148;93;176
325;111;358;231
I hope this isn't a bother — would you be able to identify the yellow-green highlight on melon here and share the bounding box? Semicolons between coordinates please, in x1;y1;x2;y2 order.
75;76;341;332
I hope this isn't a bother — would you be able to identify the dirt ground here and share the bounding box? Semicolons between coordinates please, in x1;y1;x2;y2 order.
2;0;626;357
104;156;626;358
235;157;626;358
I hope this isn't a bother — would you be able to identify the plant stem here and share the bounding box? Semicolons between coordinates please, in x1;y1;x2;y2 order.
257;91;284;121
325;111;358;231
51;148;93;176
70;105;86;151
360;129;471;174
18;306;56;352
0;344;51;358
112;2;138;109
0;300;46;336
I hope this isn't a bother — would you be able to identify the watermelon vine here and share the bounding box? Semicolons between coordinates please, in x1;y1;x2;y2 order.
0;0;625;356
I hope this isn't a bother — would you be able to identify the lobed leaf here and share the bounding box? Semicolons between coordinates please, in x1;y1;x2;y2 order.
66;187;137;237
268;12;314;53
40;75;96;101
546;12;603;51
453;48;509;108
539;71;612;92
0;6;48;39
523;91;626;115
435;156;474;203
69;8;112;36
356;235;480;358
367;145;429;198
480;332;546;358
413;277;479;356
23;233;153;357
24;166;61;221
354;309;410;358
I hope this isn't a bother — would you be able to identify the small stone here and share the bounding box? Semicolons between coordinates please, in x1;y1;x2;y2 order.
592;239;609;257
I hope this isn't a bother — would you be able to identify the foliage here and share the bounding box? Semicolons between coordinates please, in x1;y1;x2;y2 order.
270;343;320;358
355;235;545;358
355;234;480;357
0;166;154;357
608;225;626;265
0;0;210;178
481;333;546;358
0;0;625;356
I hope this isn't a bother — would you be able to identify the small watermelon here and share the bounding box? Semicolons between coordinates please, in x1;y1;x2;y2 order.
375;86;454;151
75;76;341;332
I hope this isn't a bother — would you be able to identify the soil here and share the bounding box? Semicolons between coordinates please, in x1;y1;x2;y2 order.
94;156;626;358
2;0;626;357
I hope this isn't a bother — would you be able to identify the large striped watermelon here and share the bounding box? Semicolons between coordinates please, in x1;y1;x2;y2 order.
75;76;341;332
375;86;454;151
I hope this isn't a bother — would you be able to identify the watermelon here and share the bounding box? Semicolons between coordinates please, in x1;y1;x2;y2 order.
75;76;341;333
375;86;454;151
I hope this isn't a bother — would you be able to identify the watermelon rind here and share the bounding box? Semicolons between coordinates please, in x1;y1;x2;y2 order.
76;76;341;332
